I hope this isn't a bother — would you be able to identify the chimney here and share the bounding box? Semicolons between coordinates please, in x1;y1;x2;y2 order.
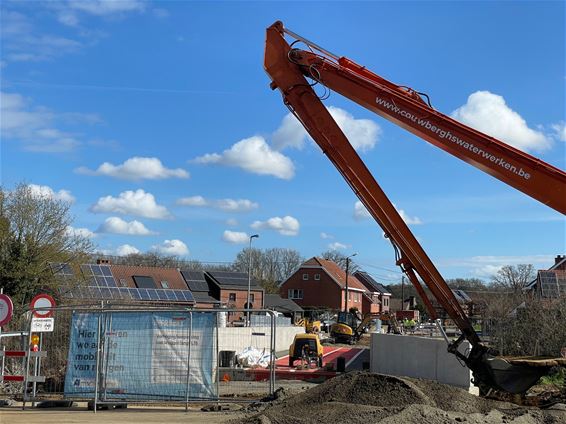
556;255;565;265
97;258;111;265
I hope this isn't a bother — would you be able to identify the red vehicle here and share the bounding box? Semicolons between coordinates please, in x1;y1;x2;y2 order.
264;21;566;394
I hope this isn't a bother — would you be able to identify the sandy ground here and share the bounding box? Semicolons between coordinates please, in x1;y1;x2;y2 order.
0;405;243;424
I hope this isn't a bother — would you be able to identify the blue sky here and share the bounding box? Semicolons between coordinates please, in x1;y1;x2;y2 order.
1;0;564;283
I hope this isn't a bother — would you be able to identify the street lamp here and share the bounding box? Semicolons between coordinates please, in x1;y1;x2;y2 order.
247;234;259;326
344;253;357;313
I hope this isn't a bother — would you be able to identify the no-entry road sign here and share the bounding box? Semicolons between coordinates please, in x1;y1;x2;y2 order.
30;294;56;318
0;294;14;326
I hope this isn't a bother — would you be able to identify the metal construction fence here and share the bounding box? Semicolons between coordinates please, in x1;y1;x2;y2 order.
0;304;277;410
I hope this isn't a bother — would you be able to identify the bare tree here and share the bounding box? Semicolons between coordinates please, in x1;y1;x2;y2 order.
232;247;304;293
485;296;566;357
320;250;360;273
491;264;535;293
0;183;93;309
100;251;203;269
446;278;487;291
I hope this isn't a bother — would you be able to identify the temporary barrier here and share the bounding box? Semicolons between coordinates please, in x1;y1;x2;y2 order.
0;304;278;410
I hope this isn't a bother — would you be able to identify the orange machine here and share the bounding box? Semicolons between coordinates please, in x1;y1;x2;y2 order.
264;21;566;394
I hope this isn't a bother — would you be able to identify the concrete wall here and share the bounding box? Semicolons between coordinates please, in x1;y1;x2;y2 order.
370;333;472;390
218;325;303;355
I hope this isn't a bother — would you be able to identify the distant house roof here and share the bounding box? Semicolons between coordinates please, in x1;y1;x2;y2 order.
301;257;367;292
354;271;392;295
52;262;195;303
525;255;566;294
205;270;263;291
110;264;189;290
180;270;220;304
452;289;472;303
264;294;303;313
181;270;211;292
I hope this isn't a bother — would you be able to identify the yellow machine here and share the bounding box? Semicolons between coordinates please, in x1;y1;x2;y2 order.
331;312;401;343
295;317;321;333
288;333;323;368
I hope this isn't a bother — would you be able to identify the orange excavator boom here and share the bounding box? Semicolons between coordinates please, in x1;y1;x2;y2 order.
263;21;565;394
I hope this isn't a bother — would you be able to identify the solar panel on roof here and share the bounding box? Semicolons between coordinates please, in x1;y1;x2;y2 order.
101;266;113;277
540;271;560;298
139;289;150;300
129;288;141;300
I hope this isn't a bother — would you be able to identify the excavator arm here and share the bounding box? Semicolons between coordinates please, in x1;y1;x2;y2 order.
264;21;564;393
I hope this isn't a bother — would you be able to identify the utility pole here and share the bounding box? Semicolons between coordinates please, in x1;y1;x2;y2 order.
246;234;259;326
344;253;357;313
401;275;405;310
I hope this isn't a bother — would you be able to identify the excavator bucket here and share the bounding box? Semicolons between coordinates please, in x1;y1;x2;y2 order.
467;347;563;394
477;355;548;394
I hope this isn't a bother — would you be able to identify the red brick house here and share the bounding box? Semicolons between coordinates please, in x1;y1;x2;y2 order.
354;271;392;313
280;257;379;314
179;270;263;322
524;255;566;299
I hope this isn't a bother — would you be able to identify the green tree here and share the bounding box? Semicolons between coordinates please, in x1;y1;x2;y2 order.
0;183;93;309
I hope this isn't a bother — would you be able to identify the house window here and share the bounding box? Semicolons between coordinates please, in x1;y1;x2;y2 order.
314;274;320;280
302;273;309;280
160;281;169;289
133;275;156;289
288;289;303;299
229;293;236;302
250;293;255;303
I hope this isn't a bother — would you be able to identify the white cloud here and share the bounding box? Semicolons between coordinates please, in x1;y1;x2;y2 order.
251;216;300;236
152;239;189;256
90;189;171;219
320;232;334;239
76;157;189;181
354;201;372;221
97;217;155;235
328;242;348;250
439;255;555;278
177;195;208;206
222;230;249;244
1;91;99;152
396;206;423;225
69;0;147;16
1;11;82;62
177;196;258;212
28;184;75;203
116;244;140;256
451;91;551;153
551;122;566;142
272;106;381;152
194;136;295;180
216;199;258;212
226;218;238;227
66;226;95;238
353;201;422;225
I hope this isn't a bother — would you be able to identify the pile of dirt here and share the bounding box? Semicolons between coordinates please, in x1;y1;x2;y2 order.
234;372;566;424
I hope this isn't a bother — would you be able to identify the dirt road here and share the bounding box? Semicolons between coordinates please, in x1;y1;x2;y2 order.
0;405;241;424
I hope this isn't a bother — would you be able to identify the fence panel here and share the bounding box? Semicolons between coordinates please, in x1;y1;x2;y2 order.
11;305;277;408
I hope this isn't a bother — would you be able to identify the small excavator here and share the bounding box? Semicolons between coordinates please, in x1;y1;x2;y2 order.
264;21;566;394
331;311;401;344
